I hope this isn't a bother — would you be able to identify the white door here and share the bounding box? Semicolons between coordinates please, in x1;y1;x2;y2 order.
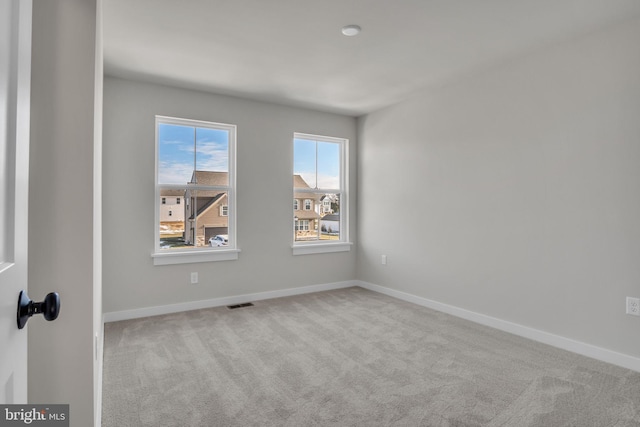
0;0;32;404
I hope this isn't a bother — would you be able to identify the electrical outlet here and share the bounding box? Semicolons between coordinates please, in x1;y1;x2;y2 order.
381;255;387;265
190;272;198;284
626;297;640;316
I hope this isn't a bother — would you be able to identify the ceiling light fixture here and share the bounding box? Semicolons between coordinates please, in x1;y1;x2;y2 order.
341;25;361;36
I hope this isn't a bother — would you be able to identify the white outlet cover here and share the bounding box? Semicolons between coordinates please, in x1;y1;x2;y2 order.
626;297;640;316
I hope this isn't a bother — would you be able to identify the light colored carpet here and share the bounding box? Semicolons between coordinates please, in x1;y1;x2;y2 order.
102;287;640;426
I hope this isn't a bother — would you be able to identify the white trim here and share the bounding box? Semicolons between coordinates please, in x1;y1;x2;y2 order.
292;241;352;255
94;1;104;423
154;116;237;257
293;132;349;249
103;280;357;322
101;278;640;372
294;132;346;145
356;280;640;373
152;248;240;265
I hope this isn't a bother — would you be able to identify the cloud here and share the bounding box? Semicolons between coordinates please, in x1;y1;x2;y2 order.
158;160;194;184
316;173;339;190
296;171;339;190
195;141;228;171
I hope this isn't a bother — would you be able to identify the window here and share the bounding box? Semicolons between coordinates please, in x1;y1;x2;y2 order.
323;198;331;213
293;132;350;254
161;197;166;204
153;116;238;265
295;219;310;231
294;199;299;210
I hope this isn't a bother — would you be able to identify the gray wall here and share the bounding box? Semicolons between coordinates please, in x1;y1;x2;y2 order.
357;17;640;359
29;0;99;426
102;77;357;313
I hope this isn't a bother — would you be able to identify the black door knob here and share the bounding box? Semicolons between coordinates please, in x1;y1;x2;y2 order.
17;290;60;329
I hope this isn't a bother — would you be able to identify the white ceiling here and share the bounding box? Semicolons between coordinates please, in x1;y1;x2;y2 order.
103;0;640;116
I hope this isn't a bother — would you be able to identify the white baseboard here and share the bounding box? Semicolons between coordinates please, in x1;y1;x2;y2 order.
356;280;640;373
103;280;356;323
102;278;640;373
95;321;104;427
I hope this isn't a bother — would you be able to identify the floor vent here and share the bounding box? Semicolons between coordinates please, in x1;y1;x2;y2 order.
227;302;254;310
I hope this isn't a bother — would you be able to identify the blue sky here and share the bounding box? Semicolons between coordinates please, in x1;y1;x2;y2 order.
158;123;229;184
294;138;340;189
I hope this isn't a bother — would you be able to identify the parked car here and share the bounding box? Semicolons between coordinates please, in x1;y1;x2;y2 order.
209;234;228;247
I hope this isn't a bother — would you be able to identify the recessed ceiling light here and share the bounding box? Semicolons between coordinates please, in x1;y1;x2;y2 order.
341;25;361;37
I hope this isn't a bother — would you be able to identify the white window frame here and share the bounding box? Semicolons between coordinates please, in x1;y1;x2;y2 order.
304;199;312;210
152;116;239;265
294;199;299;210
293;132;351;255
220;205;228;217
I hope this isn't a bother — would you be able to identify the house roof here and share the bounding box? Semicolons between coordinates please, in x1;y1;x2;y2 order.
160;189;184;197
294;174;320;200
188;192;225;220
295;210;320;220
294;174;311;189
190;170;228;186
321;214;340;222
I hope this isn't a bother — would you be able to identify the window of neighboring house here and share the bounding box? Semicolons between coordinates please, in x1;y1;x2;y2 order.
295;219;310;231
161;197;166;204
294;199;299;210
293;132;351;255
153;116;238;265
323;198;331;213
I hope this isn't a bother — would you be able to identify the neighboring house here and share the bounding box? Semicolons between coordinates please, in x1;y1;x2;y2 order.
293;174;321;240
159;189;184;222
184;171;229;246
320;214;340;234
320;194;339;215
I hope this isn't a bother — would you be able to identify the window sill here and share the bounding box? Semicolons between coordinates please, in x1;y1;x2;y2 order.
292;242;353;256
152;248;240;265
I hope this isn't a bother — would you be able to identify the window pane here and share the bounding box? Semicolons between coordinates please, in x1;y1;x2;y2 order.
185;189;229;248
159;189;187;250
195;127;229;185
156;117;236;257
319;193;340;241
293;133;346;246
294;138;316;188
293;195;320;242
158;123;195;185
317;142;340;189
